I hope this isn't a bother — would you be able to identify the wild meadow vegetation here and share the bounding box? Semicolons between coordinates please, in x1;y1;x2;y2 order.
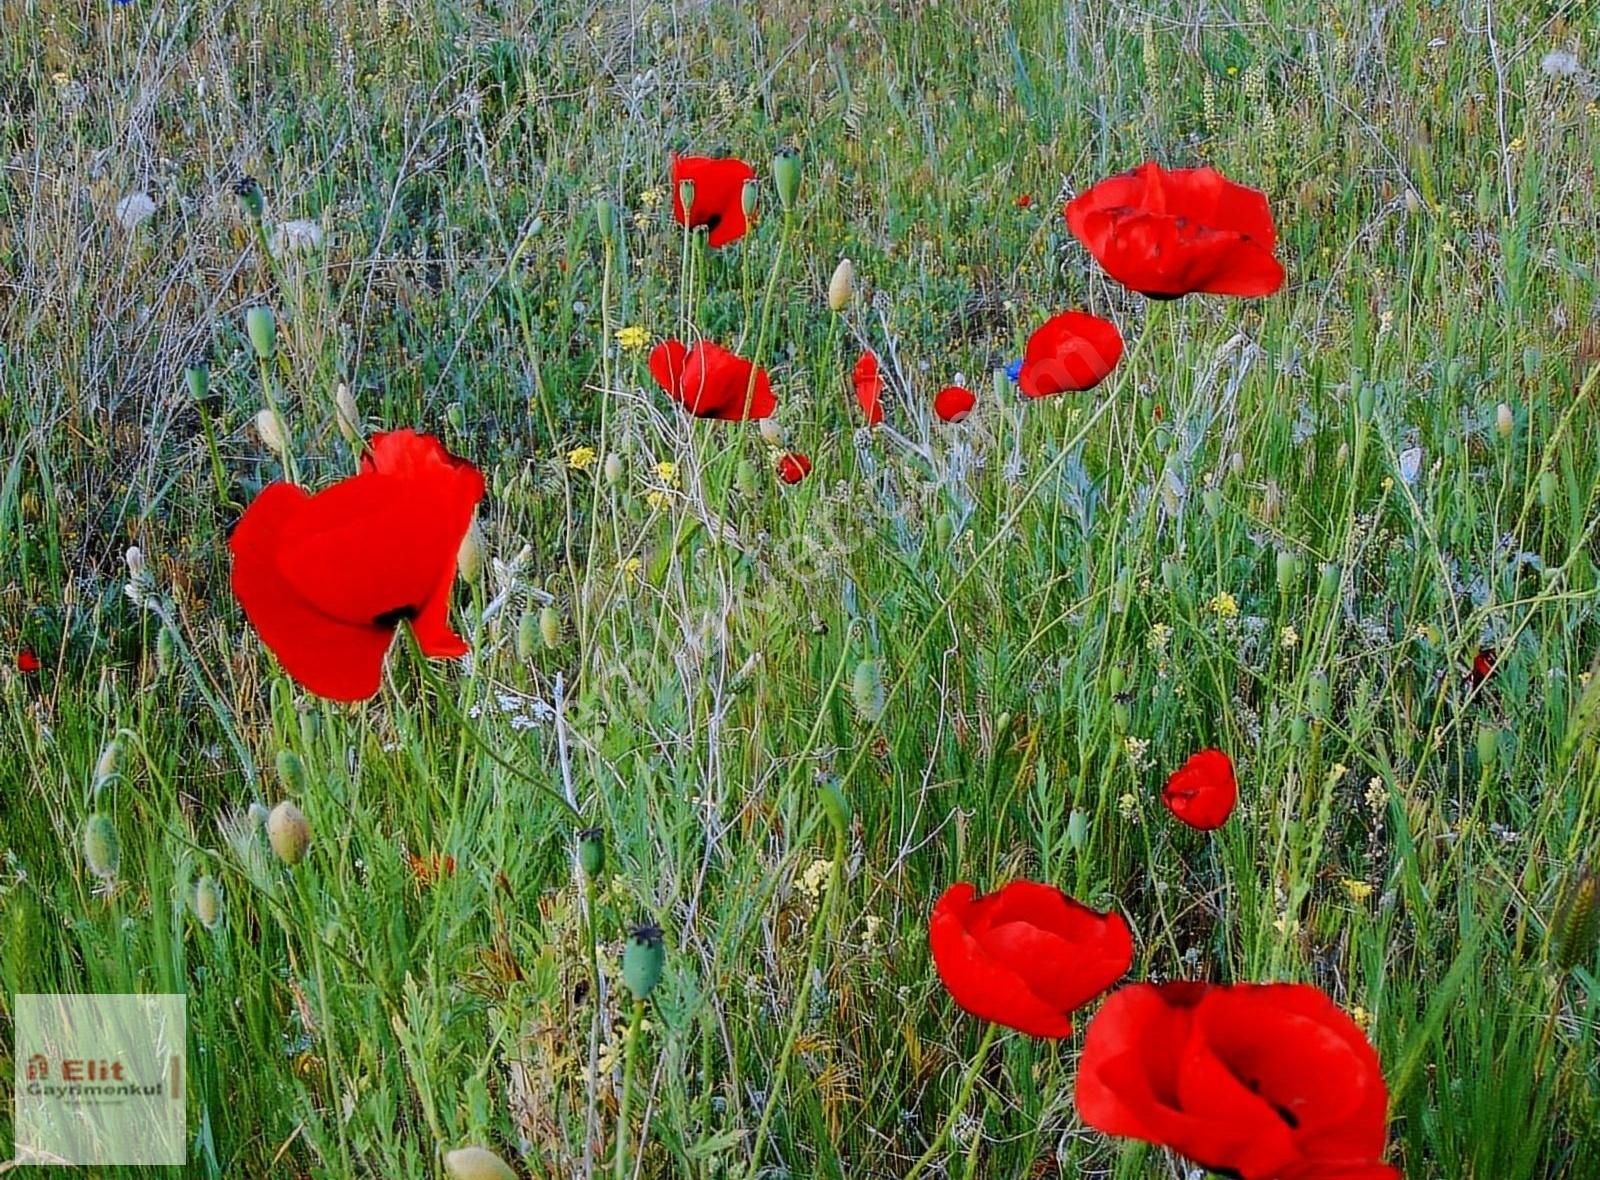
4;1;1600;1176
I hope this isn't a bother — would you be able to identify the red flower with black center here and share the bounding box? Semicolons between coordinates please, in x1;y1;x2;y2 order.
929;881;1133;1038
1017;311;1124;398
649;339;776;421
1076;982;1398;1180
852;351;886;426
671;154;756;249
228;429;485;702
1066;161;1285;299
1162;748;1238;831
775;452;812;484
1470;647;1496;689
933;385;976;423
16;647;41;675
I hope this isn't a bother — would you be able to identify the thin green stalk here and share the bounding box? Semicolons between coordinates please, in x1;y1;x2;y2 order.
614;996;646;1180
902;1021;1001;1180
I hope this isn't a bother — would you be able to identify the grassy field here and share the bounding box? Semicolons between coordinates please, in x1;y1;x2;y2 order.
5;0;1600;1176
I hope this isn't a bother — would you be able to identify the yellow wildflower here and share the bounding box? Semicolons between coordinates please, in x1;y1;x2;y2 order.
1207;591;1239;620
619;557;642;579
654;461;678;486
567;446;597;472
645;490;671;512
1341;878;1375;903
615;325;650;352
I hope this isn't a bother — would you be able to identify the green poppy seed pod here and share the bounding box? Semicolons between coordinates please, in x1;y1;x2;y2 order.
594;197;618;246
603;452;623;484
267;800;311;866
1495;403;1514;439
819;781;851;842
93;738;123;793
677;178;695;217
577;827;605;878
1552;862;1600;973
851;658;885;721
1276;550;1299;595
1308;671;1331;720
457;520;485;584
515;609;538;661
1290;716;1308;746
741;178;759;220
155;623;175;674
1067;808;1088;851
193;874;222;930
1107;666;1125;696
185;362;209;401
1355;380;1374;422
276;749;307;795
1318;561;1342;602
1476;725;1499;773
736;458;760;499
828;257;854;312
1539;470;1557;508
623;924;666;1000
539;605;561;649
934;512;954;550
245;305;276;359
233;175;265;221
82;814;120;880
1112;700;1130;731
444;1146;519;1180
446;401;466;433
772;147;801;212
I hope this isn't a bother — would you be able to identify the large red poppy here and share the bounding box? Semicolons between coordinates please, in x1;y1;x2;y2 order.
649;339;776;420
852;352;885;426
1470;647;1496;689
229;430;485;701
1065;161;1284;298
16;648;40;674
1017;311;1124;398
933;385;976;423
929;881;1133;1038
671;154;756;249
1162;748;1238;830
1076;982;1397;1180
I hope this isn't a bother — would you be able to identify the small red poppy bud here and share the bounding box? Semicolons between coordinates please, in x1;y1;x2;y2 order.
933;385;976;423
775;452;812;484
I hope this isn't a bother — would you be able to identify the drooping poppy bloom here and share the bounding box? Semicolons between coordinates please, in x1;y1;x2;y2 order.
929;881;1133;1038
229;429;485;702
1162;748;1238;830
1076;982;1398;1180
1065;161;1285;299
16;648;40;674
852;351;885;426
776;452;812;484
649;339;775;421
1470;647;1496;689
1017;311;1124;398
670;154;756;248
933;385;976;423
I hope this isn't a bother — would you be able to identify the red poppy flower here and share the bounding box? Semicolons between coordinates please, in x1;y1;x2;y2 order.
1065;161;1285;298
929;881;1133;1038
852;351;885;426
1162;748;1238;830
16;648;40;674
1017;311;1124;398
1471;647;1496;688
1015;193;1033;208
933;385;976;423
1076;982;1397;1180
776;452;812;484
408;851;456;887
229;429;485;702
670;154;756;248
649;339;775;421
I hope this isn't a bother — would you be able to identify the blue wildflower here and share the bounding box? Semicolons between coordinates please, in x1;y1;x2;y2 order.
1004;359;1023;384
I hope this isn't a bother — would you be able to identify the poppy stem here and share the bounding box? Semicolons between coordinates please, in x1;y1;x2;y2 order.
613;996;646;1180
901;1021;1000;1180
